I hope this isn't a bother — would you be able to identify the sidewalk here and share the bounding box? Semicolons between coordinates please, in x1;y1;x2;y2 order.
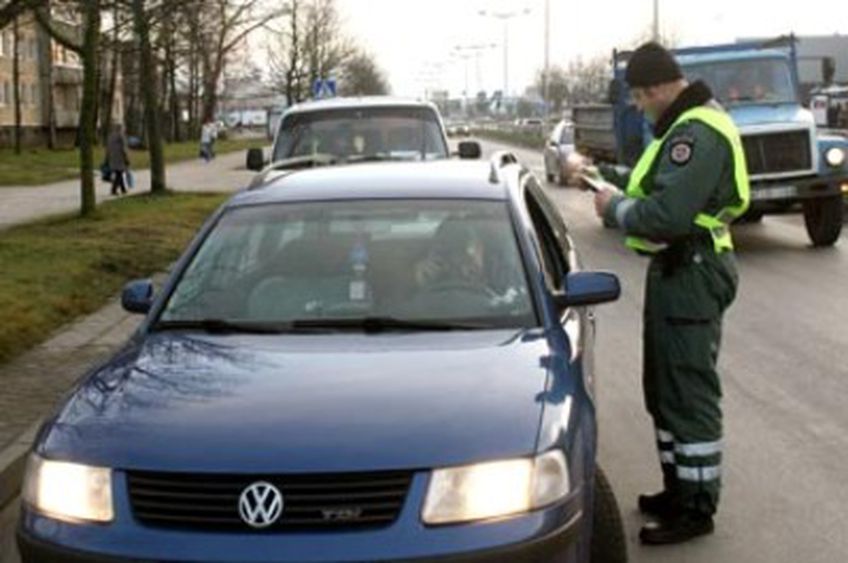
0;291;143;508
0;148;260;231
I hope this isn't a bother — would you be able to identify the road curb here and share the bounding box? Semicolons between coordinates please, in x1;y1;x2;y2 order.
0;422;41;511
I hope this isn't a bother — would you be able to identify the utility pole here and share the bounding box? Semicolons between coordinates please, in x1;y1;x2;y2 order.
543;0;550;122
653;0;660;42
479;7;531;99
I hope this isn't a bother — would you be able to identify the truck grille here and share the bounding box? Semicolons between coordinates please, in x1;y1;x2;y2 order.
127;469;413;531
741;130;811;176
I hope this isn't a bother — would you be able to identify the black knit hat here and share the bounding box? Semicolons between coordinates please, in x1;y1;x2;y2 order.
625;42;683;88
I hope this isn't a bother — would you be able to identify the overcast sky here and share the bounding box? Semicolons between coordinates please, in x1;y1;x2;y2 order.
320;0;847;98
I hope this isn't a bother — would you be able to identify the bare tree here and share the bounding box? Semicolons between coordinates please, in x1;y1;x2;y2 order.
339;50;389;97
12;14;22;153
535;65;569;115
128;0;165;193
195;0;283;123
268;0;358;104
0;0;41;28
302;0;353;92
267;0;303;105
35;0;102;216
564;56;610;105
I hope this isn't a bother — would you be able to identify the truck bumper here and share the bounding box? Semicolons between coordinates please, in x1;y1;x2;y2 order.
748;173;848;211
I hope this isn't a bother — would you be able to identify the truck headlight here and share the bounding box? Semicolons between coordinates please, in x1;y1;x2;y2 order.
22;454;114;523
825;147;845;167
421;450;569;525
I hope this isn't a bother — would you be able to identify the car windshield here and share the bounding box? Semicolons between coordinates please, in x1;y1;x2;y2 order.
272;107;449;163
682;58;796;105
159;200;536;329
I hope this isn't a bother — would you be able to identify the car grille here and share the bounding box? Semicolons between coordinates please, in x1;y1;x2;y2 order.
126;469;413;531
741;130;812;176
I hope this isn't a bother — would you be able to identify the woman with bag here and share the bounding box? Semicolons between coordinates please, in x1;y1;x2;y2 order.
106;125;130;196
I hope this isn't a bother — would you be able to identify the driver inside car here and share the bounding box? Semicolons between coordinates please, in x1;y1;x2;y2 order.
414;220;487;289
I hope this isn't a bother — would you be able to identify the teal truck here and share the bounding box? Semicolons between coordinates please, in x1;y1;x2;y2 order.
574;37;848;247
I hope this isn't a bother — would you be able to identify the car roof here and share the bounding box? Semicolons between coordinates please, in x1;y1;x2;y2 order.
284;96;440;116
230;161;516;207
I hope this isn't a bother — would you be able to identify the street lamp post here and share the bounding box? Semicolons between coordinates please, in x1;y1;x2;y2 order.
543;0;550;122
653;0;660;42
479;7;531;100
453;43;497;116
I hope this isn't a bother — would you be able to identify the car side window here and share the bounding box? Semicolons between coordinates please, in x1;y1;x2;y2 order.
550;123;563;144
530;183;574;266
524;185;568;290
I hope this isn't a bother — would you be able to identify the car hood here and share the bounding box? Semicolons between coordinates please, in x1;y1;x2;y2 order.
41;330;553;473
727;103;814;129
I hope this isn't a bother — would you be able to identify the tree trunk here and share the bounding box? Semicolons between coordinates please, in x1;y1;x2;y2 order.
12;16;22;154
188;40;199;138
132;0;165;193
169;52;179;141
78;2;101;216
101;4;119;145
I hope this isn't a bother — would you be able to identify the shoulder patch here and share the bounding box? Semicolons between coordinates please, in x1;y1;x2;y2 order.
669;136;694;166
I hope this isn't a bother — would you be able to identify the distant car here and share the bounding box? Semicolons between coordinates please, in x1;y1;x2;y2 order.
446;121;471;138
245;97;481;187
515;118;544;128
19;154;626;563
543;120;577;186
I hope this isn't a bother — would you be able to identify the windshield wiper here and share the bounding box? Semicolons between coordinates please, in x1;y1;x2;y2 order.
150;319;320;335
267;153;340;171
289;317;487;333
344;153;406;164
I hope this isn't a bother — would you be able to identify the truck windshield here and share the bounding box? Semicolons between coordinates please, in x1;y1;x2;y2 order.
683;58;795;106
273;107;449;163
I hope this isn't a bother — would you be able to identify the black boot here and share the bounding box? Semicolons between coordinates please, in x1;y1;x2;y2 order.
639;511;714;545
638;490;677;518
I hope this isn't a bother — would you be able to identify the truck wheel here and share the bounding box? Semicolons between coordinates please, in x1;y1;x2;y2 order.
591;466;627;563
803;195;843;247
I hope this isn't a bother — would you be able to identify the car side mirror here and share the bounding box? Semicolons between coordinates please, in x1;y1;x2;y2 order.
458;141;482;160
548;139;558;148
553;271;620;309
246;148;265;171
122;279;154;314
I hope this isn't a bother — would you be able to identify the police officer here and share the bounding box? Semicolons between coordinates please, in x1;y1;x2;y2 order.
589;42;750;544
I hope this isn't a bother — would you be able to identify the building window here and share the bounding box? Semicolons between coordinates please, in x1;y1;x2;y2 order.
0;82;6;106
31;84;38;106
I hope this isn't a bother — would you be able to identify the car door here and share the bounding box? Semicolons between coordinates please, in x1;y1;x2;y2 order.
523;180;596;396
544;122;563;174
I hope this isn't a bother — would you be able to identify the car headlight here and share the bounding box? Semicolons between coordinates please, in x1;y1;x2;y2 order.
421;450;569;525
825;147;845;167
22;454;113;523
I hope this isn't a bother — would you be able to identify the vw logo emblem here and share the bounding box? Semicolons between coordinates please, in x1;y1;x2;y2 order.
239;481;284;528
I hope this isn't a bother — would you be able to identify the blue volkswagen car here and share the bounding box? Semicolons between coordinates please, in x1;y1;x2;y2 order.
18;154;626;562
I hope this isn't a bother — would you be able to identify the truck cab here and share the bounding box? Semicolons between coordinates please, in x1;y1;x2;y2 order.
575;37;848;247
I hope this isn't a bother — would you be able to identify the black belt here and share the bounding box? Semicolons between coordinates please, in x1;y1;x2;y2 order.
655;233;714;276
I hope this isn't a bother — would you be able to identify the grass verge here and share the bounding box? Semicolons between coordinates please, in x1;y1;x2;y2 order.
0;191;228;364
0;138;264;186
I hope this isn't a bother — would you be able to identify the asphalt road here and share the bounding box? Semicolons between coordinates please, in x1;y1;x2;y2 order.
477;139;848;563
2;139;847;562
